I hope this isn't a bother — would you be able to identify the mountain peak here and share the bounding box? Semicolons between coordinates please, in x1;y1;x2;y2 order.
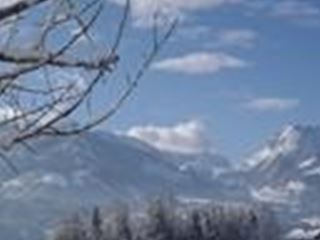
279;124;320;139
274;124;320;150
245;124;320;170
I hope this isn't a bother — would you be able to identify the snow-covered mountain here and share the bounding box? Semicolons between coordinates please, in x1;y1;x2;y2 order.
0;130;230;240
244;124;320;191
162;151;231;180
243;125;320;236
1;124;320;240
246;125;320;183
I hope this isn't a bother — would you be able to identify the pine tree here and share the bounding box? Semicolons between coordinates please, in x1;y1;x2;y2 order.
113;209;132;240
91;206;103;240
143;199;174;240
188;210;203;240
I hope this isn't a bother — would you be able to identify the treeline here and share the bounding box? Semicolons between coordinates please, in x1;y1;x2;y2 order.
51;199;281;240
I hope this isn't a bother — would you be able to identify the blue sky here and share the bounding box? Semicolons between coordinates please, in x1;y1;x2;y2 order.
99;0;320;160
0;0;318;160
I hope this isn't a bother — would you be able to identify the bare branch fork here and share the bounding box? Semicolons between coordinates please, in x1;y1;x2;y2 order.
0;0;49;21
0;0;177;172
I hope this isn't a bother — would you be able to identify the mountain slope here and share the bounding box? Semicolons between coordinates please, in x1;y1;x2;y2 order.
246;125;320;185
0;130;230;240
1;124;320;239
243;125;320;233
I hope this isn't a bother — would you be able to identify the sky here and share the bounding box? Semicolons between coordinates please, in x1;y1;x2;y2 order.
1;0;320;161
101;0;320;161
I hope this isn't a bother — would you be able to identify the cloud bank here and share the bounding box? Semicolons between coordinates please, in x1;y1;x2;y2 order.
109;0;244;27
153;52;247;74
218;29;257;48
271;0;320;19
245;98;300;112
125;120;210;154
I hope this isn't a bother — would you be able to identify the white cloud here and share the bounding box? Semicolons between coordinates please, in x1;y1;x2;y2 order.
152;52;247;74
176;25;212;40
271;0;320;19
175;26;258;49
125;120;210;154
109;0;244;27
234;1;320;26
245;98;300;112
218;29;257;48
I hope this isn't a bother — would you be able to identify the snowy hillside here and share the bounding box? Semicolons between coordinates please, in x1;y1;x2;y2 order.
243;125;320;236
162;151;231;180
1;124;320;240
246;125;320;182
0;130;230;240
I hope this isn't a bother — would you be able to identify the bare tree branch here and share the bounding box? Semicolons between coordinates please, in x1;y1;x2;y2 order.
0;0;48;21
0;0;177;174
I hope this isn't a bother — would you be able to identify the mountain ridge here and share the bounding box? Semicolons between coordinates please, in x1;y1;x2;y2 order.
1;123;320;240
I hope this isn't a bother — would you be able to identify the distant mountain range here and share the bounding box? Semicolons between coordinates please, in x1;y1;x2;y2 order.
0;125;319;240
